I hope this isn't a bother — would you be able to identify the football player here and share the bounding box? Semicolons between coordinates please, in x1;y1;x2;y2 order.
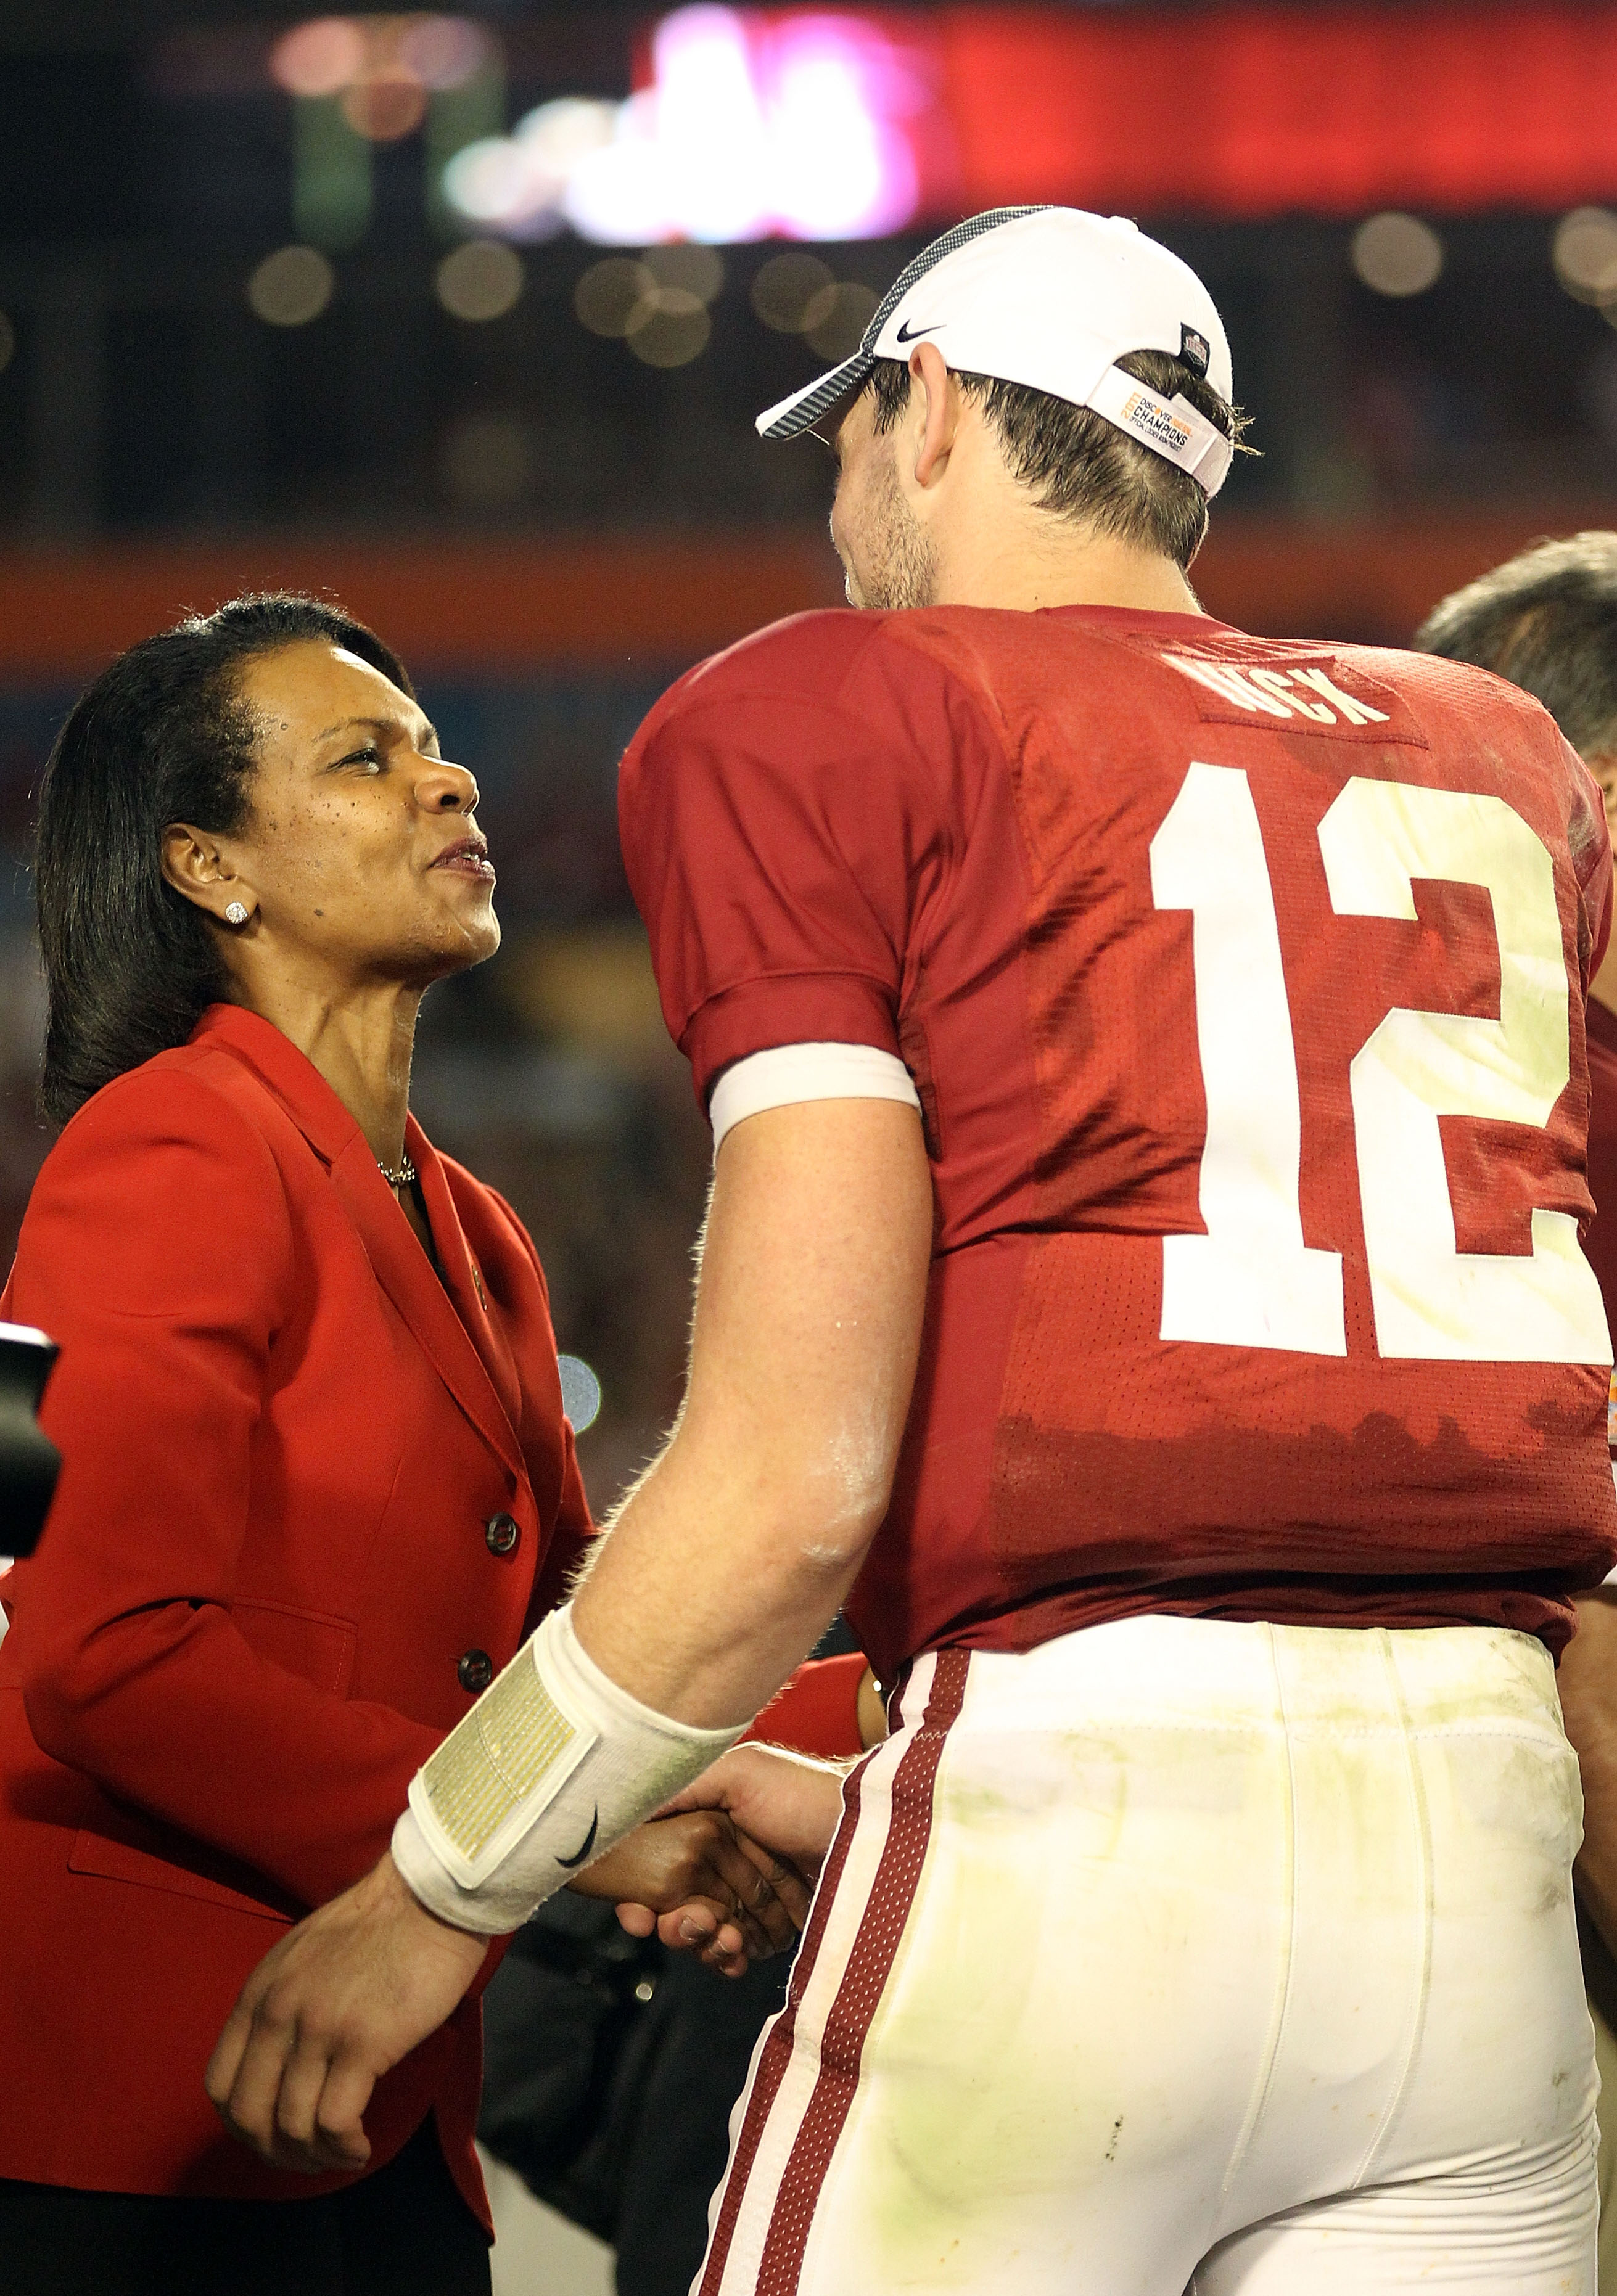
1415;533;1617;2296
208;210;1617;2295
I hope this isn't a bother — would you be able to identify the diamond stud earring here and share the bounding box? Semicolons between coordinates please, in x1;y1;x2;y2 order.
224;901;250;926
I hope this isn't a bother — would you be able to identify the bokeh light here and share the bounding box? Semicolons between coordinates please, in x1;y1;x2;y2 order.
342;73;428;142
443;101;616;241
272;16;490;150
574;257;655;338
1554;208;1617;305
1350;213;1444;297
398;15;490;91
751;251;835;332
572;255;715;365
643;243;725;305
557;1354;603;1433
442;4;922;245
435;237;524;321
803;281;878;358
627;289;711;368
246;244;335;326
270;17;366;99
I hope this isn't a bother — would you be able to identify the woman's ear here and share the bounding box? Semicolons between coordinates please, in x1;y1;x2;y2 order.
161;823;257;928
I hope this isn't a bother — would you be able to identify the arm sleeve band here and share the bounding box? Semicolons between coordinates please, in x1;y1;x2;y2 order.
390;1602;744;1935
709;1041;921;1154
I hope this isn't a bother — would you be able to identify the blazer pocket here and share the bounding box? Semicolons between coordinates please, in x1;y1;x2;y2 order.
68;1820;297;1924
231;1597;356;1697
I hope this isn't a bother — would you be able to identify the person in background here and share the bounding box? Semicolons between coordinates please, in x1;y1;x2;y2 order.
0;594;804;2296
1415;533;1617;2296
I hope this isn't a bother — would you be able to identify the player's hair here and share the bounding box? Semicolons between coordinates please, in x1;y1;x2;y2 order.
35;592;413;1126
865;348;1251;570
1412;532;1617;763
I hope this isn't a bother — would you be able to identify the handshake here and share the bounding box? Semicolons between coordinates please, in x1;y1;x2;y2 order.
205;1739;855;2176
568;1740;852;1978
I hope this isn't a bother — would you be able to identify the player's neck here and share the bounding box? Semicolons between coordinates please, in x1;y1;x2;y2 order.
929;520;1206;617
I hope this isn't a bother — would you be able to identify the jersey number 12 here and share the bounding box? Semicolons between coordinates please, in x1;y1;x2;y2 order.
1149;761;1611;1364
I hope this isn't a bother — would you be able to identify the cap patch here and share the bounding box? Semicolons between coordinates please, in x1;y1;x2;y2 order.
1179;324;1211;377
1085;362;1235;496
1117;385;1199;461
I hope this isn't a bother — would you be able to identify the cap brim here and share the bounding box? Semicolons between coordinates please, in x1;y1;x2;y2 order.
755;350;874;442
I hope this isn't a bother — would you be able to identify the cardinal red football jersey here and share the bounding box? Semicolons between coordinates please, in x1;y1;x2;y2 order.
619;604;1617;1680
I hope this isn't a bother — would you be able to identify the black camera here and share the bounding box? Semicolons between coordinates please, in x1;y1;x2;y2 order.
0;1323;60;1559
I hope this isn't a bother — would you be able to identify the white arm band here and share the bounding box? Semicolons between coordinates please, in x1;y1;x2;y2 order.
391;1603;744;1935
709;1041;921;1154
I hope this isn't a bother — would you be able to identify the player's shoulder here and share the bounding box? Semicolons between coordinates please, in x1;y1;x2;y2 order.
630;608;966;747
1330;639;1565;744
618;612;989;838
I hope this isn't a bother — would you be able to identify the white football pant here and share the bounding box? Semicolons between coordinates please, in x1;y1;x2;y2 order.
697;1614;1597;2295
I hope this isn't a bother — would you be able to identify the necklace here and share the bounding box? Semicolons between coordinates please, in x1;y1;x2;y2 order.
378;1153;418;1190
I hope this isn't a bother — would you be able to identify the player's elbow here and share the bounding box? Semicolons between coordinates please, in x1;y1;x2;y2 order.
770;1462;894;1581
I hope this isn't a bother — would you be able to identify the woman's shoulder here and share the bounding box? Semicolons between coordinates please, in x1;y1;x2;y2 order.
10;1043;300;1327
54;1037;288;1170
25;1040;298;1276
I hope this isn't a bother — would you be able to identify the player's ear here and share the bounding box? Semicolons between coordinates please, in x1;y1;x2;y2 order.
910;343;958;489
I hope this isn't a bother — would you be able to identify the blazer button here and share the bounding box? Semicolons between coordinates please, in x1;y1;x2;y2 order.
458;1649;495;1695
485;1512;520;1557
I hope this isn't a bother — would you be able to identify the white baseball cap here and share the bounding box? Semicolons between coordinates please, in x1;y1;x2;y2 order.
755;205;1236;497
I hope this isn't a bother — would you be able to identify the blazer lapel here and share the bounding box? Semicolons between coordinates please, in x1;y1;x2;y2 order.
326;1134;527;1485
192;1006;526;1485
406;1118;525;1436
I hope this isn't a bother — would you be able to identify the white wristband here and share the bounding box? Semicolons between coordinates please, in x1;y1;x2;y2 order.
392;1604;744;1935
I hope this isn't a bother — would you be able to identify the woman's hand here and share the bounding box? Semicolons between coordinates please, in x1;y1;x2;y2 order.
204;1851;488;2176
570;1809;812;1978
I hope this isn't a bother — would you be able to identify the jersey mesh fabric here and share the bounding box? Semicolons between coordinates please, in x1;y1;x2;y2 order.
619;603;1617;1682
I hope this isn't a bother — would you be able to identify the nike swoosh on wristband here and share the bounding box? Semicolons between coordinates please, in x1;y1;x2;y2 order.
556;1806;601;1869
894;319;942;342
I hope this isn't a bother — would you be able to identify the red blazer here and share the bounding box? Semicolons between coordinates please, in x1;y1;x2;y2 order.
0;1004;591;2221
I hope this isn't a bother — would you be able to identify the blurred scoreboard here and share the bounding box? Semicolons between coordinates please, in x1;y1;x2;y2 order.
575;2;1617;242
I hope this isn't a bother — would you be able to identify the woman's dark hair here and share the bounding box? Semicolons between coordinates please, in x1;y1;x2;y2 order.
36;592;413;1125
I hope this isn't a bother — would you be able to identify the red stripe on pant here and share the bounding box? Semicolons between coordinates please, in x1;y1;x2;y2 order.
745;1649;971;2295
696;1710;881;2296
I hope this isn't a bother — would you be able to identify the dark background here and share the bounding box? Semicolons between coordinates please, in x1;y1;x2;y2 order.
4;0;1617;1508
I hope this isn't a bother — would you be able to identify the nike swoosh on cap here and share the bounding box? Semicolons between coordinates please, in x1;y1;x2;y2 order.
555;1806;601;1869
894;319;943;342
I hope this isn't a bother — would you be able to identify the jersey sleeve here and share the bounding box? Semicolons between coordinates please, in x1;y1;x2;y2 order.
619;617;958;1110
709;1043;922;1150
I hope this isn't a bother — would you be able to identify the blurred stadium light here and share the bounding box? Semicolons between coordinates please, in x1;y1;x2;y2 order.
556;1355;603;1433
438;1;1617;245
445;5;929;243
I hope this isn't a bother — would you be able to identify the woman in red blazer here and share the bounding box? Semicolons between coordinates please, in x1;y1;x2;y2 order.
0;595;803;2296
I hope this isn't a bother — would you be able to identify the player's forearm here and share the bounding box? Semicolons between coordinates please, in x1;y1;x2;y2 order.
570;1415;884;1728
